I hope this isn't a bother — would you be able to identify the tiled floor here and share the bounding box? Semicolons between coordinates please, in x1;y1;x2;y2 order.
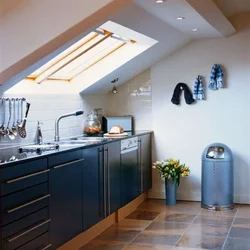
80;200;250;250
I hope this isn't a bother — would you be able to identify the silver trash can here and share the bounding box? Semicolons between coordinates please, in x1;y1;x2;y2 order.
201;143;234;210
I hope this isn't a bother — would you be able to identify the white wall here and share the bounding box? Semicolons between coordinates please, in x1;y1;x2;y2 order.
107;13;250;204
108;69;152;130
0;93;109;149
150;13;250;204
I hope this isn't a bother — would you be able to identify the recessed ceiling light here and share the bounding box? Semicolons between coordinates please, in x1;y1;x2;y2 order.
192;28;199;32
176;17;185;20
155;0;165;3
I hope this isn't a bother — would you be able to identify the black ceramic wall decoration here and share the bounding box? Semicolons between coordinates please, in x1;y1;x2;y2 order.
171;82;195;105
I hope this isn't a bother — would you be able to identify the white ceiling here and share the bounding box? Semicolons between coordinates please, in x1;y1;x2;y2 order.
0;0;28;17
83;0;236;93
82;3;191;93
134;0;222;38
213;0;250;17
1;0;250;94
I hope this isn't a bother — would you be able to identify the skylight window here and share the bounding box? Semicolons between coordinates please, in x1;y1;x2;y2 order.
7;21;158;94
26;28;135;84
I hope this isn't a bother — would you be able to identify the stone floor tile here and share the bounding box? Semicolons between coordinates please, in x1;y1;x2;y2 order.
232;217;250;229
80;239;126;250
161;206;201;215
222;237;250;250
145;221;189;235
115;219;152;231
132;231;181;246
175;201;201;208
124;243;174;249
96;225;141;242
199;208;238;218
156;213;196;224
185;223;230;237
126;210;160;221
177;234;225;250
228;227;250;239
137;200;168;212
173;247;204;250
194;215;233;227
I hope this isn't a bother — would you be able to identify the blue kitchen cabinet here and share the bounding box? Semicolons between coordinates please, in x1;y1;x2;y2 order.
139;134;152;193
104;141;121;215
49;151;83;249
82;141;121;231
82;145;105;230
121;145;139;206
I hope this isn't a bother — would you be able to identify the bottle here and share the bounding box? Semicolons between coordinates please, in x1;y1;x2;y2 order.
36;121;43;145
83;111;101;136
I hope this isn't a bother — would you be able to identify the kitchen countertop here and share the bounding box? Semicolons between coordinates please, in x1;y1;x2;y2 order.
0;130;153;167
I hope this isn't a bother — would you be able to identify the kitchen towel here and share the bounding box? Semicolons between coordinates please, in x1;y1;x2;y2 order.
171;82;195;105
193;75;205;100
209;64;224;90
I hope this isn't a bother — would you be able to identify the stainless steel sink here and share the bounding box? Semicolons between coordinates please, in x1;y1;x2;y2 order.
58;137;107;147
69;137;108;144
57;141;88;147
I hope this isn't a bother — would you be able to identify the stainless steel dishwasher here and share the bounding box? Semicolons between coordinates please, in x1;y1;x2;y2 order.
121;137;139;206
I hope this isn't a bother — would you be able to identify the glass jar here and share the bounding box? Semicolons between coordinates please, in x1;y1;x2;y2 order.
83;112;101;136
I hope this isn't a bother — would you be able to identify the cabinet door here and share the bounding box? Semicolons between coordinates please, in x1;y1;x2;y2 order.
50;158;83;249
82;146;105;231
139;134;152;193
105;141;121;215
121;148;139;206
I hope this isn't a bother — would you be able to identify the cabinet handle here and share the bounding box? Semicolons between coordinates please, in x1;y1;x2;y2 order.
138;139;143;193
7;194;50;214
106;148;111;215
7;219;51;242
103;148;107;217
98;148;105;217
53;159;84;169
6;169;50;184
41;244;52;250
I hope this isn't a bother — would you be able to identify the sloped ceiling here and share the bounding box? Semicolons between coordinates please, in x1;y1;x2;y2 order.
0;0;243;94
82;3;191;94
213;0;250;17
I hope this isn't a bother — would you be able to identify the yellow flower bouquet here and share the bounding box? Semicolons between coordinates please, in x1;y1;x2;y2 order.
153;158;190;186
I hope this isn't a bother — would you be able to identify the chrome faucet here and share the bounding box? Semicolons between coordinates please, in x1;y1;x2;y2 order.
54;110;84;142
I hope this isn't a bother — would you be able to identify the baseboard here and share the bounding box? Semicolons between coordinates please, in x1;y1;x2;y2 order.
149;190;201;201
234;194;250;204
149;190;250;205
58;192;148;250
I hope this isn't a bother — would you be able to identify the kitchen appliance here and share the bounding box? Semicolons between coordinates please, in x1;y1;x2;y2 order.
121;137;139;206
202;143;234;210
102;116;133;133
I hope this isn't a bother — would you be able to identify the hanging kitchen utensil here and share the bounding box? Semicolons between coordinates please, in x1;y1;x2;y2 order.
20;98;24;125
0;98;5;134
16;98;21;126
7;99;15;140
18;102;30;138
1;98;9;136
12;98;18;136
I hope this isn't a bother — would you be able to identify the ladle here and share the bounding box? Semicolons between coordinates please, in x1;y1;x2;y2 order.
7;99;15;140
1;98;9;136
0;98;5;134
12;98;18;136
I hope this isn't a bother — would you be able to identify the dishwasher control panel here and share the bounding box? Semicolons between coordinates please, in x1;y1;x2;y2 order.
121;137;138;151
